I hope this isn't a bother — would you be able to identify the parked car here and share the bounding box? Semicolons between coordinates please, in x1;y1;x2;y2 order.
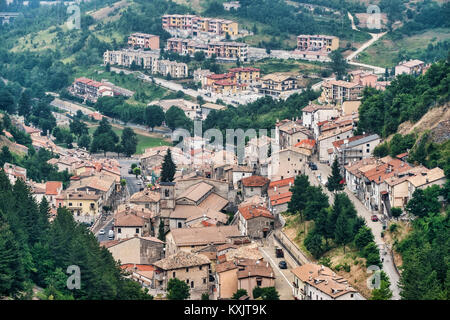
108;230;114;240
279;261;288;269
275;247;284;258
99;229;105;235
137;181;142;185
310;163;318;170
371;215;379;222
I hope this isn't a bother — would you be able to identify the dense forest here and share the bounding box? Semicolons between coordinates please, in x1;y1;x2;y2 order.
0;170;151;299
397;182;450;299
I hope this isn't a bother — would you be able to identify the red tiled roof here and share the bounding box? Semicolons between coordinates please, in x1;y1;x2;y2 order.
396;152;408;159
45;181;62;195
294;139;316;149
120;264;155;271
270;191;292;206
332;135;367;149
241;175;270;187
228;67;260;73
269;177;295;189
238;205;274;220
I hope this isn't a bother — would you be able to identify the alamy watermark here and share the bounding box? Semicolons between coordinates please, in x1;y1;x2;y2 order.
66;265;81;290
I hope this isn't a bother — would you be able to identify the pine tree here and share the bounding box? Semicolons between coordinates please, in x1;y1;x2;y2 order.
335;213;353;253
158;219;166;241
0;210;25;297
287;174;310;214
120;127;138;157
161;149;176;182
327;158;344;192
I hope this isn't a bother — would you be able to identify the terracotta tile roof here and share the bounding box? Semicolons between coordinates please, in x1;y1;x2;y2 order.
269;177;295;189
177;182;214;203
169;225;241;246
198;192;229;212
130;189;161;203
237;264;275;279
120;264;155;272
215;260;238;273
115;213;145;227
291;264;358;298
241;175;270;187
332;135;367;149
238;205;274;221
153;251;211;270
294;139;316;149
45;181;62;195
270;191;292;206
302;103;335;113
407;167;445;187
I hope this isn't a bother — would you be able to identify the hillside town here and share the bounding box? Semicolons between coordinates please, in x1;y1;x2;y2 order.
0;0;449;306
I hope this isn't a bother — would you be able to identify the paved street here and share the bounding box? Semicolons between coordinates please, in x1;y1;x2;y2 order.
305;157;401;299
117;158;143;197
259;236;295;300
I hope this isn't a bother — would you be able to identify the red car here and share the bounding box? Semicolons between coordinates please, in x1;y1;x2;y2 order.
371;215;379;222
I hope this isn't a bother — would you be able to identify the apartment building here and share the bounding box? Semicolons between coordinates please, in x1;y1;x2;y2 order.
320;80;363;105
295;35;339;61
395;59;425;76
104;49;159;70
166;38;207;56
297;35;339;53
234;205;275;239
162;14;239;37
127;33;160;50
207;41;248;62
72;77;115;102
228;67;260;86
156;59;189;78
162;14;239;36
301;103;338;134
259;74;299;97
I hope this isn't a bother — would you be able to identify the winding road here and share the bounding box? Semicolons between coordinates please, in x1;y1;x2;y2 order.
346;12;387;74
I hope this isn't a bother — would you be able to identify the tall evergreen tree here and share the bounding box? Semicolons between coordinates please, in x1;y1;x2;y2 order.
161;149;176;182
0;210;25;297
120;127;138;157
288;174;310;214
327;158;345;192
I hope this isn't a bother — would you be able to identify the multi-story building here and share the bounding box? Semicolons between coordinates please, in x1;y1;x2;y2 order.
103;49;159;70
207;41;248;62
228;67;260;86
295;35;339;61
395;59;425;76
72;77;115;102
104;49;188;78
156;59;189;78
152;251;212;300
127;33;160;50
259;74;299;97
56;190;102;224
296;35;339;53
330;134;381;166
166;39;248;62
292;264;364;300
162;14;239;37
320;80;363;105
234;205;275;239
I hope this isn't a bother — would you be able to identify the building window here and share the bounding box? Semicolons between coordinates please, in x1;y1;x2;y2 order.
173;272;176;278
350;294;354;298
69;202;72;206
136;228;139;234
191;281;194;288
186;279;189;284
118;228;121;233
186;267;189;272
164;189;169;197
203;278;206;284
199;266;202;270
178;222;182;228
256;278;262;286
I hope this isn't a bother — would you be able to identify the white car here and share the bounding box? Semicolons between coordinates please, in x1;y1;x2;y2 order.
99;229;105;235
